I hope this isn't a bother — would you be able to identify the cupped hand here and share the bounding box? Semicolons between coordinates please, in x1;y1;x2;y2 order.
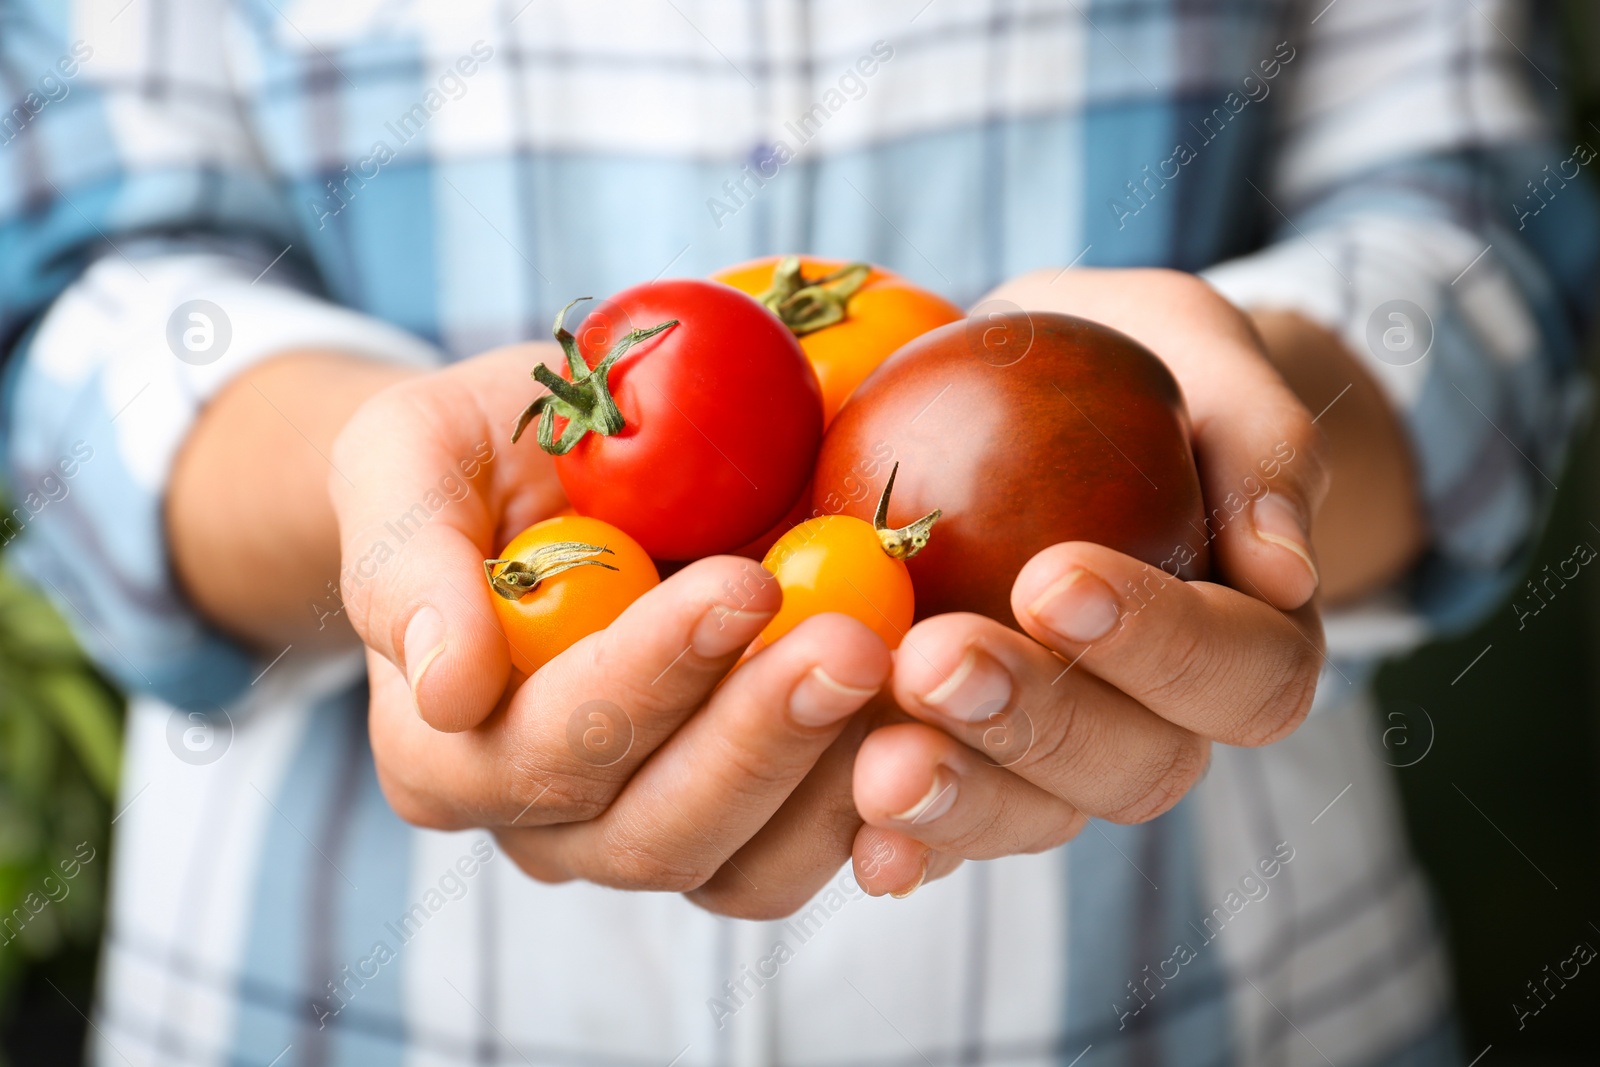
329;347;890;910
849;268;1331;895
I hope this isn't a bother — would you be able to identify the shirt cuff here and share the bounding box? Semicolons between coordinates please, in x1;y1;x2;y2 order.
1202;217;1589;653
2;251;441;708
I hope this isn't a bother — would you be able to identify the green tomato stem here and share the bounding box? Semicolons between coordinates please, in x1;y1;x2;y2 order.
511;297;679;454
755;256;873;337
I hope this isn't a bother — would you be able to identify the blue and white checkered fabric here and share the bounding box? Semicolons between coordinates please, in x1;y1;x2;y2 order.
2;0;1592;1064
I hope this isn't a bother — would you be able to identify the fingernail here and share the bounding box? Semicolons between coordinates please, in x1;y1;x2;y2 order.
1027;569;1120;643
404;606;447;698
891;767;959;826
920;648;1012;723
692;604;775;658
790;666;879;727
891;854;930;899
1254;493;1319;586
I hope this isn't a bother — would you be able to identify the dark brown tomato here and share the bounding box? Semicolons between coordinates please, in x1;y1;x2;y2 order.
812;311;1208;628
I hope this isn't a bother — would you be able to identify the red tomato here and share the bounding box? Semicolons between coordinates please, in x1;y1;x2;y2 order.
733;478;813;561
514;280;823;561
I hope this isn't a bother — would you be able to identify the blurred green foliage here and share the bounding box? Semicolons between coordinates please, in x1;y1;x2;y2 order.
0;554;121;1041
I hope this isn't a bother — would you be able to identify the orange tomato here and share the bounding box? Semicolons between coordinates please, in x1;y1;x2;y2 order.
760;516;913;650
713;256;963;423
758;463;940;650
485;515;659;672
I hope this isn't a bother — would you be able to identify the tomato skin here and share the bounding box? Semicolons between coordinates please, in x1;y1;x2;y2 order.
551;279;823;560
489;515;659;672
714;256;963;423
813;313;1206;628
760;516;913;649
734;478;813;561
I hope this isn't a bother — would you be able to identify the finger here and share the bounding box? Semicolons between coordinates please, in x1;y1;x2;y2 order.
980;269;1329;610
369;555;780;828
491;828;573;885
329;359;534;731
892;612;1209;823
1010;542;1324;746
537;613;890;891
851;825;964;898
366;646;501;830
853;723;1085;859
1170;301;1330;610
687;696;960;916
687;694;889;919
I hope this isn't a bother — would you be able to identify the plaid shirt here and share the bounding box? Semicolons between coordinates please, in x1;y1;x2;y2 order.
2;0;1593;1064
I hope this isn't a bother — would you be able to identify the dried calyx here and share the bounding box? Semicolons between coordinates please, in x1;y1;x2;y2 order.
873;463;941;560
484;541;617;600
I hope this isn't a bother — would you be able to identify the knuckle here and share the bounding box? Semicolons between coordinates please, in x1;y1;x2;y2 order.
523;773;609;824
944;786;1019;857
1238;642;1320;747
706;732;796;796
1138;616;1219;718
603;843;705;892
1146;270;1239;322
585;640;676;720
1105;736;1209;824
1150;267;1213;298
494;833;573;884
689;879;814;921
1013;687;1086;777
326;403;375;487
1024;808;1088;853
595;819;714;892
328;385;416;498
1274;406;1331;501
374;773;460;832
338;561;384;641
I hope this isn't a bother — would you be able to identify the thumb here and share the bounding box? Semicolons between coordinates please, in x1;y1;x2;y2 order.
1188;356;1329;611
347;521;511;732
331;387;511;732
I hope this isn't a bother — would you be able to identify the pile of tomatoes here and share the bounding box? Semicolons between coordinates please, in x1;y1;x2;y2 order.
486;254;1208;672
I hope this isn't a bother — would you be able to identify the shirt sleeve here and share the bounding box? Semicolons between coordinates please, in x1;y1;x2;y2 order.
1202;0;1600;644
0;1;441;706
3;252;441;708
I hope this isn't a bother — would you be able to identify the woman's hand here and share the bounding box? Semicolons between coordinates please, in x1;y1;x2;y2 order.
848;268;1339;895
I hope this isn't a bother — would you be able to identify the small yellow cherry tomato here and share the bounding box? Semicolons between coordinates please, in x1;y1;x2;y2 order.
486;515;659;672
761;517;913;649
758;464;939;650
